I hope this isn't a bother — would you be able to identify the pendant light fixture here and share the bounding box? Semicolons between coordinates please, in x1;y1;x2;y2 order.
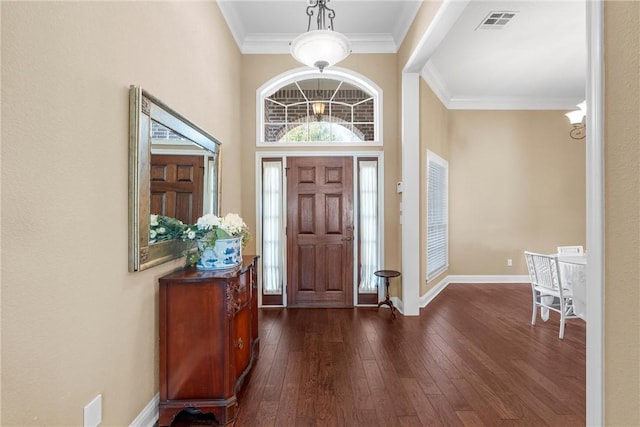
290;0;351;72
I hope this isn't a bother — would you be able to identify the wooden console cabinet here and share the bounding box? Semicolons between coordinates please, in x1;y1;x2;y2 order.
158;256;259;426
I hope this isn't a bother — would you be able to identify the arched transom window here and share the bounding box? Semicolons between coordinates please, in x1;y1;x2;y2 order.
258;69;381;146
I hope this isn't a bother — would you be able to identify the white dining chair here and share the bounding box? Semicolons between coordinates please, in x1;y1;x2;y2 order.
524;251;578;339
557;245;584;255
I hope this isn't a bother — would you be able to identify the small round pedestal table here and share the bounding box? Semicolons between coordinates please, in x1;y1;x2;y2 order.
374;269;401;319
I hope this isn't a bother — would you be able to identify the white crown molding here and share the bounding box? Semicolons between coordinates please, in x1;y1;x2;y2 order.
216;1;244;50
446;97;584;111
392;1;424;49
241;33;397;54
421;63;583;110
345;34;397;54
421;60;452;107
242;34;294;54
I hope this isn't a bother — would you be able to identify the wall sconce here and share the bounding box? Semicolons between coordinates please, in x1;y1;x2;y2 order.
565;100;586;139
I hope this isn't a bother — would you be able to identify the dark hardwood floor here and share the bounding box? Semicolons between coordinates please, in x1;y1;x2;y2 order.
171;283;586;427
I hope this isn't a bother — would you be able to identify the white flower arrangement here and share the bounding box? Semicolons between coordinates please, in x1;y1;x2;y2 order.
186;213;248;242
182;212;250;267
149;214;185;243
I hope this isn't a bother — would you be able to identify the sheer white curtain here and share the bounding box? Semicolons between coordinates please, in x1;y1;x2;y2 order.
262;161;283;294
359;160;378;293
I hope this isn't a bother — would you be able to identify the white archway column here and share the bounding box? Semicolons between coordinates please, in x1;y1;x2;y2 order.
585;0;604;424
398;0;469;317
400;72;421;316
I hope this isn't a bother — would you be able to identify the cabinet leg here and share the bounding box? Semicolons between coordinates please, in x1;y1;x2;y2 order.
158;408;179;427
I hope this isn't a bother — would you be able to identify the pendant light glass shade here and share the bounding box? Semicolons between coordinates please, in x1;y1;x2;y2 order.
290;0;351;72
290;29;351;72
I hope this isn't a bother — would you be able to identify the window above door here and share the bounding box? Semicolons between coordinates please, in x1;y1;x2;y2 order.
257;69;382;147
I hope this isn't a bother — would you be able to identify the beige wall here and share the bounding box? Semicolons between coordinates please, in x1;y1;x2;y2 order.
604;2;640;425
1;1;639;425
1;2;241;425
417;82;586;293
419;79;451;294
239;54;403;291
448;109;586;276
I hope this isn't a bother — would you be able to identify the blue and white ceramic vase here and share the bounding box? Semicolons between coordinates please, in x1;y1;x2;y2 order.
196;236;242;270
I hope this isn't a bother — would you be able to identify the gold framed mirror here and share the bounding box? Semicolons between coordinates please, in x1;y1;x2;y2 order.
128;86;221;272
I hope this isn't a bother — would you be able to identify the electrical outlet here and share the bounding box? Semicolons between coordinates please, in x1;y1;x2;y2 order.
84;394;102;427
507;258;513;267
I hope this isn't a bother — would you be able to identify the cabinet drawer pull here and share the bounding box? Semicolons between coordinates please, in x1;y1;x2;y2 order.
237;338;244;349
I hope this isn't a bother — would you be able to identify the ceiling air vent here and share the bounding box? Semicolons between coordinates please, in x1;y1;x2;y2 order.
476;11;517;30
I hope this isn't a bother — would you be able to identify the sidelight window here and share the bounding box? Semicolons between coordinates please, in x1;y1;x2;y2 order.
262;160;284;298
358;159;379;294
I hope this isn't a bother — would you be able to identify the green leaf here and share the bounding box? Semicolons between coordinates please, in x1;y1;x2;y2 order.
215;228;232;239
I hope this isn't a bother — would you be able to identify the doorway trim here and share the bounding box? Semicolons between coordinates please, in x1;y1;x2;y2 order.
584;0;604;424
255;150;385;308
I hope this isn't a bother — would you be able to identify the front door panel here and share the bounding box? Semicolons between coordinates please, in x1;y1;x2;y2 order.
287;157;354;307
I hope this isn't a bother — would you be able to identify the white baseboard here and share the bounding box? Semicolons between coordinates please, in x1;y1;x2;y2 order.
130;393;158;427
419;275;530;308
447;275;530;284
419;275;450;307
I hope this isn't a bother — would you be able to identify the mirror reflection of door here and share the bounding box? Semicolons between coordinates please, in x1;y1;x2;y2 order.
150;154;204;225
286;156;354;307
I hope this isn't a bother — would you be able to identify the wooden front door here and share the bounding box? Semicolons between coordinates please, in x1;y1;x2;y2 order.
287;156;354;307
150;154;204;224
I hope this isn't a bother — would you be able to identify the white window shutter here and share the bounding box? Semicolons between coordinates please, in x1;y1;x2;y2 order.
427;151;448;281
